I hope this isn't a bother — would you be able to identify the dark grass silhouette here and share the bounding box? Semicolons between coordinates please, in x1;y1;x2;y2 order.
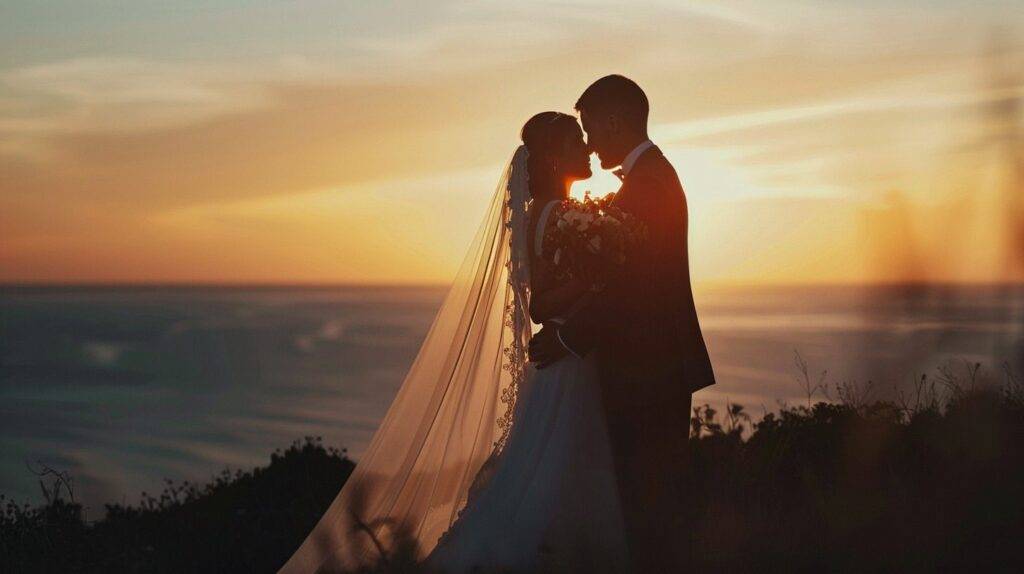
2;439;355;572
3;360;1023;573
685;358;1024;573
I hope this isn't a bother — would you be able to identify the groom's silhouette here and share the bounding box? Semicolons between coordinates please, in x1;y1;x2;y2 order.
530;75;716;572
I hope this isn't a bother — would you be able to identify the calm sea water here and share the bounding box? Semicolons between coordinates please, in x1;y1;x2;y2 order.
2;284;1022;517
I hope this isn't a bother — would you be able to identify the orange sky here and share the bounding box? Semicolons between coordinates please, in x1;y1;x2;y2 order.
1;1;1022;286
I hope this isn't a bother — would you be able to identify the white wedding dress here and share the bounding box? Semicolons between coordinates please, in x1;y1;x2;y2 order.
278;147;628;574
424;205;630;572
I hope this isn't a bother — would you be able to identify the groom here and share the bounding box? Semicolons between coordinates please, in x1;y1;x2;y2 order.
529;75;716;572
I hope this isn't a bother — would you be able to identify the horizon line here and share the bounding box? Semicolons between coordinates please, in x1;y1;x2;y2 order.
2;279;1023;291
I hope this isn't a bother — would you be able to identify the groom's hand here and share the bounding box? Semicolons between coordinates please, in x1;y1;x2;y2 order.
528;326;569;369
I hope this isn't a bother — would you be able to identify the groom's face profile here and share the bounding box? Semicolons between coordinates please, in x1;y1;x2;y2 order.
561;122;593;181
578;109;623;171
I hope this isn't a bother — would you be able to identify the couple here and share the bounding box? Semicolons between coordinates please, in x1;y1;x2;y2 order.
279;75;715;573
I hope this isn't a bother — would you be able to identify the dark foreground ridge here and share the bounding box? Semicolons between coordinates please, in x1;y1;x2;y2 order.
3;361;1023;572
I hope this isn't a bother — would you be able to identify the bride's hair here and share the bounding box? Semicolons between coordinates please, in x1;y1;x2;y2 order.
520;111;579;201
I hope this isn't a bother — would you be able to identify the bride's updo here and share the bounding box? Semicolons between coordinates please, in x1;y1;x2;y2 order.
520;111;581;201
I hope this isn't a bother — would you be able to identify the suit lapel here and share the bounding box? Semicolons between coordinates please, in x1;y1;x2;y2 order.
610;177;627;207
628;144;663;179
611;145;662;208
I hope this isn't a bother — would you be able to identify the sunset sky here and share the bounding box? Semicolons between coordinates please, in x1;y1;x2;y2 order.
2;1;1022;286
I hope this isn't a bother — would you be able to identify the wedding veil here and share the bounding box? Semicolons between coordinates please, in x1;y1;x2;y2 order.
279;146;534;573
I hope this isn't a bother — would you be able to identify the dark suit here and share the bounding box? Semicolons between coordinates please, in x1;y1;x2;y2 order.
557;144;715;572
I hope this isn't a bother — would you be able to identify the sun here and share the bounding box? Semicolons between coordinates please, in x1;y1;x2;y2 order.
570;155;624;200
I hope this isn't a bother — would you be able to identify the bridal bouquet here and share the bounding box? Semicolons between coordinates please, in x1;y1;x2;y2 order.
540;191;647;288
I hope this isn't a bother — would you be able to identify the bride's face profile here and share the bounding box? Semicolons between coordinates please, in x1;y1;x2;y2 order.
556;123;592;183
521;112;592;192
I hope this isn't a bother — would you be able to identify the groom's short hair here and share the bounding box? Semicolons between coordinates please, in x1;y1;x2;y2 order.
575;75;649;129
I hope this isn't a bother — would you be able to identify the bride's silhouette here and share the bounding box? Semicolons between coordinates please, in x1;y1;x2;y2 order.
425;112;629;572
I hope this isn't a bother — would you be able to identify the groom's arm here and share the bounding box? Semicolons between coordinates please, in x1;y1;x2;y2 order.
555;264;633;357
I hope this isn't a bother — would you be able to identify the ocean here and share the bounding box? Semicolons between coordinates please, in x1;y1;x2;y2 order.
1;284;1021;517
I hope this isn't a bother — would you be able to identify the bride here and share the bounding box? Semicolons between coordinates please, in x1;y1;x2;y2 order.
278;112;630;573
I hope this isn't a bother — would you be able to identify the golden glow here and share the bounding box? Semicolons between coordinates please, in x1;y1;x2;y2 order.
1;2;1021;285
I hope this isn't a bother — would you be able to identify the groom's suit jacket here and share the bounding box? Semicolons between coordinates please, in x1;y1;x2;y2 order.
559;145;715;403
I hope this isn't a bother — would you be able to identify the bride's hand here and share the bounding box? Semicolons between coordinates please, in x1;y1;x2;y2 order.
528;326;569;369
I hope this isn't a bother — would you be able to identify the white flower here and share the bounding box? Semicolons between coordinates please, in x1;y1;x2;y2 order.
577;212;596;232
567;209;587;222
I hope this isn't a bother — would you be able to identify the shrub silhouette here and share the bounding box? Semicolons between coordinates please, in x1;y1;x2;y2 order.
2;436;354;572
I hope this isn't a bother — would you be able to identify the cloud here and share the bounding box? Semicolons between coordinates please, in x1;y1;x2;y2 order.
653;59;1023;196
5;57;234;106
0;58;276;136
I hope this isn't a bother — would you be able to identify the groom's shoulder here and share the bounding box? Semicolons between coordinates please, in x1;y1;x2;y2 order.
633;147;682;192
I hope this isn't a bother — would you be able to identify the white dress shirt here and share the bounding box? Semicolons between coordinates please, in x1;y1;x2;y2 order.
554;140;656;359
618;139;654;178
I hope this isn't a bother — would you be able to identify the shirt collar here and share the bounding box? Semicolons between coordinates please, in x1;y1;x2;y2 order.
620;140;654;177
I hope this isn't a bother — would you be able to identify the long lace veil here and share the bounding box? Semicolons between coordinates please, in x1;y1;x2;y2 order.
279;146;533;573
